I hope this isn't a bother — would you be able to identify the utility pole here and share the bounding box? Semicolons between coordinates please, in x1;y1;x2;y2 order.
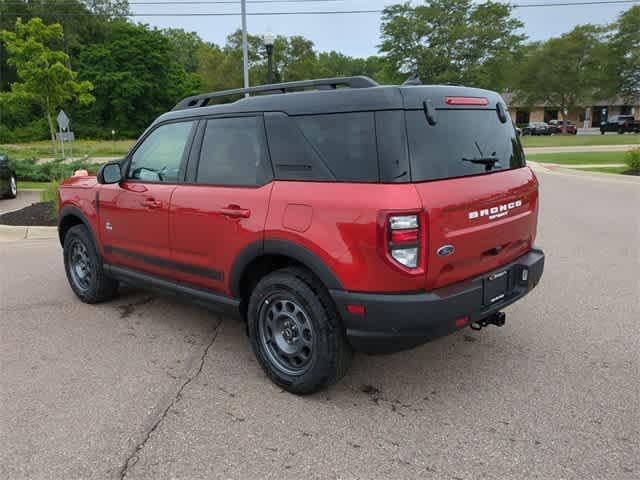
241;0;249;97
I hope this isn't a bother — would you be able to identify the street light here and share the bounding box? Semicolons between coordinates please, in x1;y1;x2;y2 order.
263;32;275;84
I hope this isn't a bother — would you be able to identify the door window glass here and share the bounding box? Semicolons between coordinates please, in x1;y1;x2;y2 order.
128;121;194;182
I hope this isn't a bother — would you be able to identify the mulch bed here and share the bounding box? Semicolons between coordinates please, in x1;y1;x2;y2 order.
622;170;640;176
0;201;57;226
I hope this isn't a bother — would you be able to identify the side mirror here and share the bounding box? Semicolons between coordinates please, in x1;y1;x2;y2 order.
97;161;123;184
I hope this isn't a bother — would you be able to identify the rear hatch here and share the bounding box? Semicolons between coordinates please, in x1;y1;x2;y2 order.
400;86;539;290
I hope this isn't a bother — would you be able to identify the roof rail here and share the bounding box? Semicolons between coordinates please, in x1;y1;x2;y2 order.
172;76;379;111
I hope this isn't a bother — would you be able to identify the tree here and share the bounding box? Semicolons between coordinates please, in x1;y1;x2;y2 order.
82;0;129;17
609;6;639;101
317;52;399;84
1;17;94;151
379;0;525;88
75;21;197;137
163;28;206;73
1;1;129;93
515;25;609;128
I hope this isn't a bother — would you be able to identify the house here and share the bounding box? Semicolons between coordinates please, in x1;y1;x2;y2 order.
501;93;640;127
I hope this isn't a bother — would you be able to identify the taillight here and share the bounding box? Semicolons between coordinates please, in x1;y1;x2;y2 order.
388;213;420;269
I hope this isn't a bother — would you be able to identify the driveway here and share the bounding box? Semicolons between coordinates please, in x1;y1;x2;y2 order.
0;189;41;215
1;169;639;480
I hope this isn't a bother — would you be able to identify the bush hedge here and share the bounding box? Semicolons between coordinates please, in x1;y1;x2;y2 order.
9;157;100;182
625;148;640;172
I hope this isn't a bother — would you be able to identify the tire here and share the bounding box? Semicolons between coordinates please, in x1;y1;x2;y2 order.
63;224;119;303
6;174;17;199
247;267;352;395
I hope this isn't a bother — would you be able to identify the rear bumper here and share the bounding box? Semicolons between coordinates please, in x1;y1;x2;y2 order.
330;248;544;354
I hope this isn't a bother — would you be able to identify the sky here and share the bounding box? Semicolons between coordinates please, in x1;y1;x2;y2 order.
129;0;636;57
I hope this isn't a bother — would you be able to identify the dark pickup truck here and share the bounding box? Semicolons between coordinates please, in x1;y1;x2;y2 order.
600;115;640;134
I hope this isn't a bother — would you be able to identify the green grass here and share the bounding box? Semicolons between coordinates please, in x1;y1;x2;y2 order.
521;133;639;148
18;181;50;190
0;139;135;160
526;151;626;165
580;166;630;174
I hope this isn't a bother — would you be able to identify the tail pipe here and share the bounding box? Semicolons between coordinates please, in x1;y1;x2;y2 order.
470;311;506;331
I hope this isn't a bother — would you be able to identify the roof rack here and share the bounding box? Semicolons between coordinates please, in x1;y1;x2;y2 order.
172;76;379;111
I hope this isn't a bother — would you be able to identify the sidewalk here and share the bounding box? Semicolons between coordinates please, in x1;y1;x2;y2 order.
0;224;57;242
524;144;638;154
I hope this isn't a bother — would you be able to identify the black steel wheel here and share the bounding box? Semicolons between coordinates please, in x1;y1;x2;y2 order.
68;239;93;292
258;295;316;376
63;224;119;303
248;267;352;395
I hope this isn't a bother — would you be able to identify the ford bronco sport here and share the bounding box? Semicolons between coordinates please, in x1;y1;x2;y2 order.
58;76;544;394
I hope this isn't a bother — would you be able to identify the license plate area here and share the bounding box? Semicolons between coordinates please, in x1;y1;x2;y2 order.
483;269;509;305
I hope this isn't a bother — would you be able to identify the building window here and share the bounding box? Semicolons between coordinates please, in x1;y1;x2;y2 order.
515;110;530;125
592;107;608;126
544;109;558;123
620;106;632;115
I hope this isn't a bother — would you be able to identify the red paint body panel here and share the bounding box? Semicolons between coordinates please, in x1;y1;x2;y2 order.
265;181;426;293
99;181;177;278
414;167;539;289
59;166;539;296
168;183;273;295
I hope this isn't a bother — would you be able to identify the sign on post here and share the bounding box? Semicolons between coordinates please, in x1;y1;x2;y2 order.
55;131;75;141
56;110;69;130
56;110;73;160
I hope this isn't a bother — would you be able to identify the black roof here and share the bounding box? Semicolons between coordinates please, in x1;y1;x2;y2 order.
154;76;503;126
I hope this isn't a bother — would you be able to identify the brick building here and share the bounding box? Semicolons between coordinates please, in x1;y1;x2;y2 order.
501;93;640;128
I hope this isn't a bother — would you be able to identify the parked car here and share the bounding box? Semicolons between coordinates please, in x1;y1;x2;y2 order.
600;115;640;134
57;77;545;394
0;153;18;199
548;119;577;135
522;122;551;135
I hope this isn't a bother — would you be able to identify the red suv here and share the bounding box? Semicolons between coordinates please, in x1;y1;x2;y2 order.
58;77;544;394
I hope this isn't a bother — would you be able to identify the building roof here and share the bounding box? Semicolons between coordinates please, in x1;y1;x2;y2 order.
501;92;639;109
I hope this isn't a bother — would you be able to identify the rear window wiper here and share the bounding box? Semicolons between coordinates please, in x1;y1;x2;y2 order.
461;156;501;171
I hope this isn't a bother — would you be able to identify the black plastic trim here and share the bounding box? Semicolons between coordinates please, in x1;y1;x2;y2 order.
331;248;544;354
229;238;344;298
58;205;99;249
104;245;223;281
104;264;240;318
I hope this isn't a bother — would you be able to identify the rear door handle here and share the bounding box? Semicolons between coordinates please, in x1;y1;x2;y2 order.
218;205;251;218
142;198;163;209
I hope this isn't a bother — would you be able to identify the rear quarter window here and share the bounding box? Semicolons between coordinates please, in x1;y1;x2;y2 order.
295;112;378;182
406;109;525;182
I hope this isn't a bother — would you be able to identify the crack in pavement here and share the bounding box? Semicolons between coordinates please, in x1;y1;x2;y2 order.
118;317;224;480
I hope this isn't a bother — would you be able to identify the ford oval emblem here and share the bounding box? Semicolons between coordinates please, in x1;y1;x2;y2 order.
437;245;455;256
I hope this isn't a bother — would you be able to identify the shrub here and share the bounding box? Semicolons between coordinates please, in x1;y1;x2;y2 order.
0;119;49;143
625;147;640;171
8;157;100;182
41;180;61;219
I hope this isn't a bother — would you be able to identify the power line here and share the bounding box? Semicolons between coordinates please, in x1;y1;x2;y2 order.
2;0;637;15
2;0;349;4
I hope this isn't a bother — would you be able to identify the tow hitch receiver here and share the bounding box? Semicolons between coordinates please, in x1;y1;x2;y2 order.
470;311;506;331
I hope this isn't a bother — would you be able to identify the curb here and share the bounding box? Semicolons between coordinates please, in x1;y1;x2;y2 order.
0;224;57;242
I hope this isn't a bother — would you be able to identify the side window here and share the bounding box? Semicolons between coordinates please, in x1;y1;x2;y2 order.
128;121;194;182
196;116;271;186
295;112;378;182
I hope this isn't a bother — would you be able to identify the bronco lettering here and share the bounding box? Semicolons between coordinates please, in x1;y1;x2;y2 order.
469;199;522;220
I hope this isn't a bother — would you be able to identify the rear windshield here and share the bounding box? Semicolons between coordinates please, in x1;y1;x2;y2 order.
406;109;525;182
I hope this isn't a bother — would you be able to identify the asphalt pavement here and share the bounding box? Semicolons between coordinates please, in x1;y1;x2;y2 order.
1;169;639;480
0;189;41;215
